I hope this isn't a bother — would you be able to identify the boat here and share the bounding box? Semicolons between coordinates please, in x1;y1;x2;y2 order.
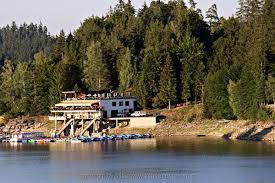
143;134;152;138
82;138;92;142
70;138;82;143
92;137;102;141
10;132;44;144
10;137;22;143
27;139;36;144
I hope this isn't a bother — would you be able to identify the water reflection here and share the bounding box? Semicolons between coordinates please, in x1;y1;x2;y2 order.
1;137;275;156
155;137;275;156
47;138;157;153
1;137;275;183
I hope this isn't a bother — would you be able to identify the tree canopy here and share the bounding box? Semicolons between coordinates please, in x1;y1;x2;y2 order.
0;0;274;120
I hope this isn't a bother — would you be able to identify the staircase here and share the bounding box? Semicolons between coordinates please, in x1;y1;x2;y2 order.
78;119;95;136
57;119;74;136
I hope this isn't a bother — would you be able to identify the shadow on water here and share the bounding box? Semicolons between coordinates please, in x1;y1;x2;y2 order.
1;137;275;156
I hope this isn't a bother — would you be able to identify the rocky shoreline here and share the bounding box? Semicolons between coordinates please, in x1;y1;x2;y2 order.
0;116;53;136
110;120;275;142
1;115;275;142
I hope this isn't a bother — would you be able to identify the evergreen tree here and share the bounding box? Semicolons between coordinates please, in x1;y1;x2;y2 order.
194;61;206;103
11;62;30;115
210;17;240;72
0;60;14;114
118;47;134;93
234;67;268;120
180;32;204;103
48;63;64;107
153;55;177;108
203;70;234;119
52;30;66;63
83;41;110;91
29;52;52;115
135;21;170;107
134;70;148;109
206;4;220;32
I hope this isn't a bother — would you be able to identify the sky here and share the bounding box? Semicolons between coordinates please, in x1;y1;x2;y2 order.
0;0;239;35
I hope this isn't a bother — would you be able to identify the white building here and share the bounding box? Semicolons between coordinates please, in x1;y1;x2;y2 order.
100;98;136;118
50;96;137;120
48;91;156;137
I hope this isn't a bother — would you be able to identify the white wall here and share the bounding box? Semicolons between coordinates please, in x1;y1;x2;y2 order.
100;98;136;117
129;117;157;128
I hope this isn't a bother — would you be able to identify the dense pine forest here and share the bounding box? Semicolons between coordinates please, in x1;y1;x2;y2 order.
0;0;274;120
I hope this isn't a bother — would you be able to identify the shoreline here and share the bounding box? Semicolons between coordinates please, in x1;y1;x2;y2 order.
1;111;275;143
109;120;275;142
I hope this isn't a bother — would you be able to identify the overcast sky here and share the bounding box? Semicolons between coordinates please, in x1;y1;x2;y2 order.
0;0;239;35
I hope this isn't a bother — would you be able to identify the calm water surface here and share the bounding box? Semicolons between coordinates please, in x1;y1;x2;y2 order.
1;137;275;183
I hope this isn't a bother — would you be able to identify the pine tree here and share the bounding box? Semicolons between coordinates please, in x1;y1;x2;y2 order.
0;60;14;114
233;67;268;120
194;61;206;103
134;71;148;109
210;17;240;72
206;4;220;32
180;32;204;103
11;62;30;115
118;47;134;93
29;52;52;115
136;21;170;107
83;41;110;91
52;30;66;63
48;63;64;107
203;70;234;119
153;55;177;108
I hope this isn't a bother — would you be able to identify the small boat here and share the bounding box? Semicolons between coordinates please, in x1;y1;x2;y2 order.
107;135;117;140
70;138;82;143
21;139;29;144
129;134;138;139
135;134;144;138
28;139;36;144
92;137;102;142
100;136;108;141
56;138;68;143
82;138;92;143
143;134;152;138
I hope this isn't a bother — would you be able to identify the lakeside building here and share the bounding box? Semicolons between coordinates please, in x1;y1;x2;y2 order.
49;91;156;137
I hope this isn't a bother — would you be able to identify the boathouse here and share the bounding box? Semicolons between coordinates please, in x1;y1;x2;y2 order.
49;91;156;137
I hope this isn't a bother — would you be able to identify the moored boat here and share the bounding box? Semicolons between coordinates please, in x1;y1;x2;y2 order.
70;138;82;143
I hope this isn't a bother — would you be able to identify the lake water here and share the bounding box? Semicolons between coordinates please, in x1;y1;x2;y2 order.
1;137;275;183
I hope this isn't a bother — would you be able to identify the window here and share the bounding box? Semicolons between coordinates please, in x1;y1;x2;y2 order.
112;102;116;106
119;101;123;106
125;101;129;106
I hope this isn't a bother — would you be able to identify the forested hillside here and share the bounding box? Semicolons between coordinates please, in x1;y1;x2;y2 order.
0;0;274;120
0;22;54;65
